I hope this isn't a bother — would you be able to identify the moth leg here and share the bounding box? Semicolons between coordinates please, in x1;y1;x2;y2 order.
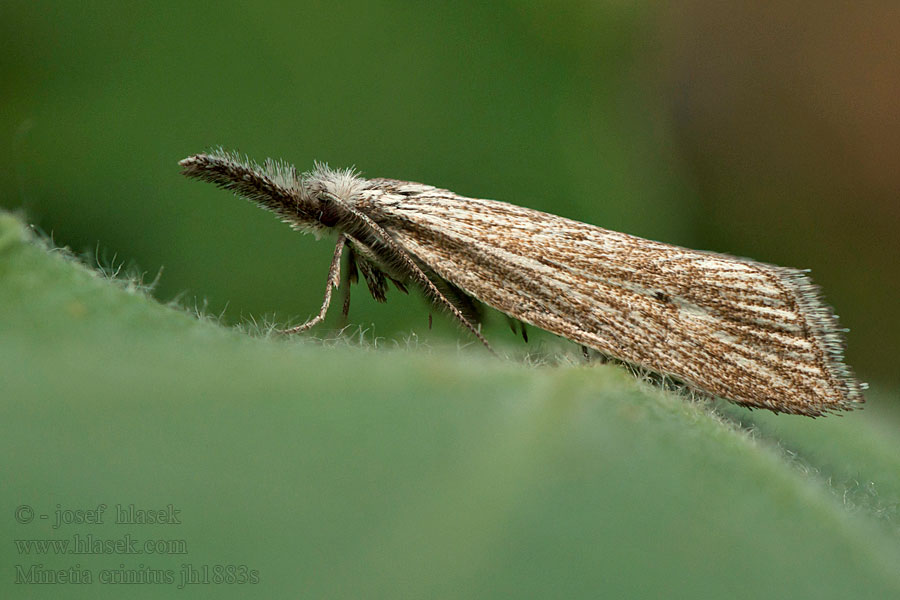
506;317;529;343
339;283;351;326
507;317;518;336
279;234;346;335
338;243;362;326
356;256;388;302
337;249;356;326
333;200;495;354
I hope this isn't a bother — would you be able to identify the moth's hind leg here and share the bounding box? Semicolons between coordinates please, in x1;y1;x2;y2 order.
279;235;346;335
426;272;484;331
506;317;529;343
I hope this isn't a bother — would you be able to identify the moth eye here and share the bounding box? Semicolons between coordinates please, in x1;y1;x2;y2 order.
318;205;340;227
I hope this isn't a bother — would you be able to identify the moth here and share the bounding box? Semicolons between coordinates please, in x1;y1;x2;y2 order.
180;150;865;416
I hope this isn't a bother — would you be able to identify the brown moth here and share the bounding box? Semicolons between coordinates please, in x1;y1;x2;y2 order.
180;150;865;416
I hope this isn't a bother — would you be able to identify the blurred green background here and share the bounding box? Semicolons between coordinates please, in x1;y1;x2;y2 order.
4;3;900;598
2;0;897;388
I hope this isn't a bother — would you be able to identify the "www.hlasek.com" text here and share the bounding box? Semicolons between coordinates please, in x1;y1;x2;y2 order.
15;534;186;555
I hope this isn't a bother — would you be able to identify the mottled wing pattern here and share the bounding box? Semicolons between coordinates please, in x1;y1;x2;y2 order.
360;181;863;416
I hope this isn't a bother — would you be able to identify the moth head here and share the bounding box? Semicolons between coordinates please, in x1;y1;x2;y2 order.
294;162;365;230
179;151;365;236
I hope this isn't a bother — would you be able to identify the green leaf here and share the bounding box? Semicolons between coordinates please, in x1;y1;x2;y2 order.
2;211;899;599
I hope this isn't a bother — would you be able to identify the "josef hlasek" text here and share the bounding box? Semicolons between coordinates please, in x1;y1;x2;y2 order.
52;504;181;529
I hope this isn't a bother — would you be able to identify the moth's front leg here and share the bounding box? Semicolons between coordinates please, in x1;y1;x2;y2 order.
279;235;347;335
